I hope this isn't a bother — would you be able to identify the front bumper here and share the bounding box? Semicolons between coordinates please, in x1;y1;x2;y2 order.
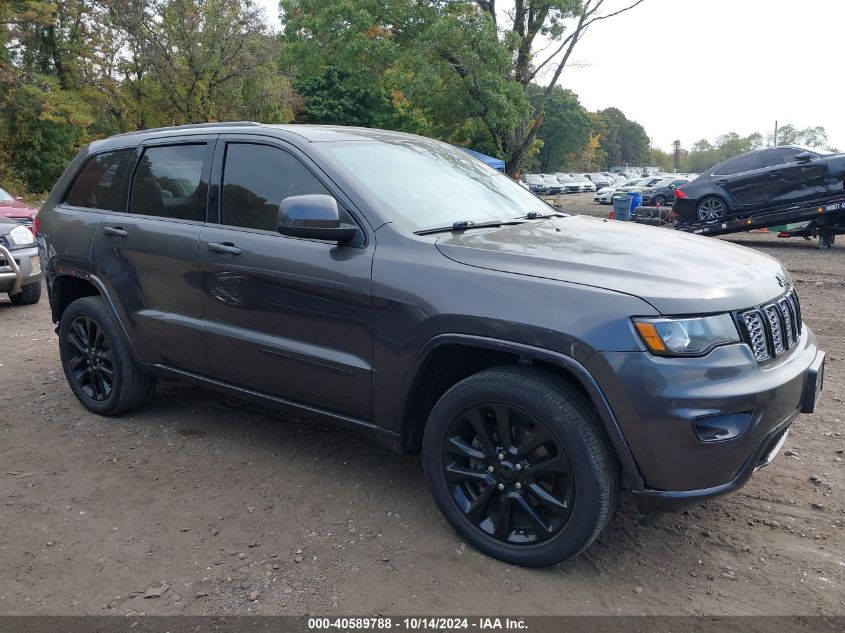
0;244;41;294
585;326;823;513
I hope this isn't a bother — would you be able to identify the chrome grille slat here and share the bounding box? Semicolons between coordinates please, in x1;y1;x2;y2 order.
764;305;785;355
737;289;802;363
777;299;795;348
742;311;769;362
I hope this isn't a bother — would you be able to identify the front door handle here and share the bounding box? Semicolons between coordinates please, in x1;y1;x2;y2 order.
102;226;128;237
768;170;782;178
207;242;242;256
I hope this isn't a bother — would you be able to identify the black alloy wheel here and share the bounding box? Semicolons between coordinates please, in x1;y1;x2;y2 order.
423;366;619;567
58;296;156;415
64;315;115;402
443;403;575;545
697;196;728;223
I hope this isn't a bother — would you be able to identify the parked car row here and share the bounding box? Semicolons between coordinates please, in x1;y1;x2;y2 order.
523;172;628;195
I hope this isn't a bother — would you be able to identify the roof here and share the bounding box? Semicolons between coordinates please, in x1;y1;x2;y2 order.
102;122;429;143
455;147;506;171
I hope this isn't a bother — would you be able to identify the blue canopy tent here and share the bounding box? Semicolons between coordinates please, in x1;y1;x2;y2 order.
455;146;506;172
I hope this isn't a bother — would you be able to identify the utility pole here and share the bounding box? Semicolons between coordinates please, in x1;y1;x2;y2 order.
773;120;778;146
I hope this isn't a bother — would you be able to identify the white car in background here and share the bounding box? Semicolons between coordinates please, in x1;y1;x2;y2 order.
567;175;596;192
594;178;647;204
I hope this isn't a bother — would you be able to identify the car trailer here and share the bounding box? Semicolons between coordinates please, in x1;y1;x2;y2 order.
647;195;845;249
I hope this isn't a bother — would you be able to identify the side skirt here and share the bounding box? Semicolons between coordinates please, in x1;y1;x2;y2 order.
145;363;403;452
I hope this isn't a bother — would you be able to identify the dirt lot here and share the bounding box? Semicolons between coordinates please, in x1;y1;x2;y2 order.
1;194;842;616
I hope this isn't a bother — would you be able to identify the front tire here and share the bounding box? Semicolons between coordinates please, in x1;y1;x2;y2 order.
9;281;41;305
422;366;619;567
58;296;156;415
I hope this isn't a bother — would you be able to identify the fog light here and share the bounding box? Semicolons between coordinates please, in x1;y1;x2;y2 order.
31;255;41;275
693;412;752;442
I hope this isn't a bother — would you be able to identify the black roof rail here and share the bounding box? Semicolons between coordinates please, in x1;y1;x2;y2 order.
110;121;262;138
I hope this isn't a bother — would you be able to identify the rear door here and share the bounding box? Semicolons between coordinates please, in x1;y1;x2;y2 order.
199;137;374;420
92;136;215;375
710;153;767;209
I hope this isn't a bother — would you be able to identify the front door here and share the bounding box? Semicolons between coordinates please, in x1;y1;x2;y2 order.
92;138;214;375
199;139;374;420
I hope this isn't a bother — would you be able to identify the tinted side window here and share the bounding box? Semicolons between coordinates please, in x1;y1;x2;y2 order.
759;148;799;168
65;149;134;211
221;144;331;231
715;154;759;175
129;144;206;221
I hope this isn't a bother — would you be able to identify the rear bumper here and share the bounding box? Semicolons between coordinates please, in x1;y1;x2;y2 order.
0;245;41;294
672;198;698;221
586;327;823;513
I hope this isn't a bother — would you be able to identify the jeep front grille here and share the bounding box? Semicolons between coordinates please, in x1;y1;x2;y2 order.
737;290;802;363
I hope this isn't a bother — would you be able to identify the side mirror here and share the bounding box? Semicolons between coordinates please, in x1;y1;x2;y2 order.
277;194;358;243
15;196;24;202
794;152;814;163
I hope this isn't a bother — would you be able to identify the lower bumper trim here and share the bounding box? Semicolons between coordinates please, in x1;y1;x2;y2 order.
631;412;799;514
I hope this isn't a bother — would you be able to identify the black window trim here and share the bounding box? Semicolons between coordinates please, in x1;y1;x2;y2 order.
60;146;137;213
121;137;216;223
211;136;369;248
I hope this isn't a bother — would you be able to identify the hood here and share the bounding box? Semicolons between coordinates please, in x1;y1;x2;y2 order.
0;198;36;216
435;215;789;315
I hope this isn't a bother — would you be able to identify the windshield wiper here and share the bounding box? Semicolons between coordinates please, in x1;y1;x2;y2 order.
517;211;567;220
414;219;529;236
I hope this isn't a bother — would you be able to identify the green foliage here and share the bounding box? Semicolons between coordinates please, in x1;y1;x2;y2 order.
683;132;764;173
1;0;294;193
595;107;649;168
528;84;591;172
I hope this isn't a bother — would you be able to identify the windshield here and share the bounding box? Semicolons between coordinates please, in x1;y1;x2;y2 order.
0;187;14;202
320;139;553;232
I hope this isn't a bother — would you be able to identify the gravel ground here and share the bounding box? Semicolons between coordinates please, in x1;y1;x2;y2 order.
0;195;842;616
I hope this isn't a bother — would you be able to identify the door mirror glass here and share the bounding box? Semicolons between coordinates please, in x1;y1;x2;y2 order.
794;152;814;163
277;194;357;243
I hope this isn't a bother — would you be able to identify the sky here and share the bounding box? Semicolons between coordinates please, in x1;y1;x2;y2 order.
255;0;845;152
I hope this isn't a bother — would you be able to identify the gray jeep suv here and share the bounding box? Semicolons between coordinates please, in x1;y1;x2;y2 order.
37;123;825;567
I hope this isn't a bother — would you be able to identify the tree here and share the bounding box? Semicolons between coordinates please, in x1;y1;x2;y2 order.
528;84;591;172
453;0;648;175
279;0;647;175
111;0;294;125
769;124;831;149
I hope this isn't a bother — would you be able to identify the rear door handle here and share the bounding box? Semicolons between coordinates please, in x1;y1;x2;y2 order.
714;180;729;186
102;226;128;237
207;242;242;256
768;170;782;178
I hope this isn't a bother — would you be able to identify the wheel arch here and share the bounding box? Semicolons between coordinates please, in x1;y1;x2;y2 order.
395;334;645;492
50;272;138;359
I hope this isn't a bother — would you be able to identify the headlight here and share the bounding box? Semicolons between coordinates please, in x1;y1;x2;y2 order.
7;225;35;247
633;314;740;356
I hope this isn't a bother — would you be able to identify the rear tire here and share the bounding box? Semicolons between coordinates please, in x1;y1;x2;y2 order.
58;296;156;416
653;195;667;207
422;365;619;567
9;281;41;305
696;196;728;223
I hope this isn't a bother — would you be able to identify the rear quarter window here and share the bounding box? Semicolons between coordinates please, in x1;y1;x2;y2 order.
64;149;135;211
715;153;760;175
